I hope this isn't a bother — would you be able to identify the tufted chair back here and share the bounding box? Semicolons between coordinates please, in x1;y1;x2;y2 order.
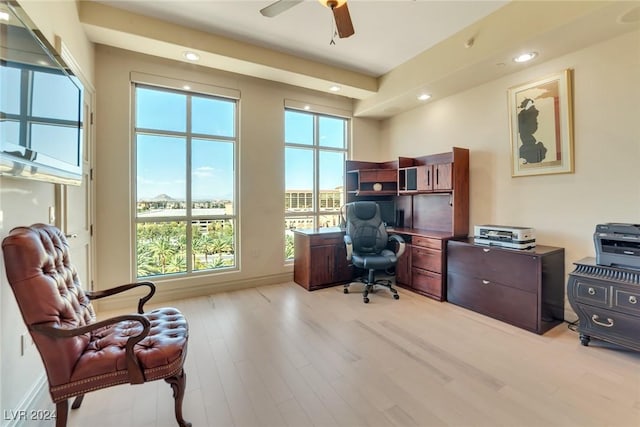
3;224;95;386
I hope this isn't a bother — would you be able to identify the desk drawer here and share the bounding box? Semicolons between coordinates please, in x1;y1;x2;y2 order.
447;272;537;331
309;234;344;246
412;236;441;250
412;268;442;298
447;242;537;292
412;246;442;272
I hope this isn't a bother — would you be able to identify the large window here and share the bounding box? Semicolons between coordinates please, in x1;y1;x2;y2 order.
284;109;348;259
134;84;237;278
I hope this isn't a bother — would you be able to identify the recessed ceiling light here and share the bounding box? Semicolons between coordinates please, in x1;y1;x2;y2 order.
417;93;431;101
0;11;10;21
329;85;341;92
183;85;191;90
183;51;200;61
513;52;537;63
303;105;311;110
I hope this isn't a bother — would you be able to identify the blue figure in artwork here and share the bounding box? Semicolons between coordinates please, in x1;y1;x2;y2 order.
517;98;547;164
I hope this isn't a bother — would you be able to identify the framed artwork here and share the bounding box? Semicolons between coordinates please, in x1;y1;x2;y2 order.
508;69;574;177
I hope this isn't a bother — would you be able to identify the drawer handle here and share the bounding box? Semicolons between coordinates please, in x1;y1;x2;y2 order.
591;315;614;328
587;287;596;296
482;280;490;285
630;296;638;304
482;248;490;253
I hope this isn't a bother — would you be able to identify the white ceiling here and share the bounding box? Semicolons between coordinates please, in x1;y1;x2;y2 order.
81;1;640;118
93;0;509;77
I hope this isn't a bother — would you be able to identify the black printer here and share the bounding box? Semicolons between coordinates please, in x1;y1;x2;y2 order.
594;223;640;269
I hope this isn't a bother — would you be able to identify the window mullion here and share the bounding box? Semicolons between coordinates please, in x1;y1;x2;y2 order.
185;94;193;272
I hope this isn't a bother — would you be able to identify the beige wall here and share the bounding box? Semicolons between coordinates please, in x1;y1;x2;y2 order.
93;45;379;307
0;0;95;418
380;30;640;317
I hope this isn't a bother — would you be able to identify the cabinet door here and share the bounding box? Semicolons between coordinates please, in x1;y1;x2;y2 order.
309;245;336;286
434;163;452;191
395;243;412;285
333;243;353;282
416;165;432;191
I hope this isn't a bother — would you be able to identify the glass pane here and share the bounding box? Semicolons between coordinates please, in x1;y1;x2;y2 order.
192;96;235;137
136;221;187;277
285;110;313;145
285;147;313;212
136;134;186;217
319;150;344;212
192;139;234;215
136;87;186;132
192;219;235;271
319;116;346;149
31;70;80;121
318;214;340;228
0;120;20;148
30;123;79;165
0;65;21;115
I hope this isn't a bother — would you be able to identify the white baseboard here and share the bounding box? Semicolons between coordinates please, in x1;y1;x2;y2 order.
2;375;49;427
95;272;294;312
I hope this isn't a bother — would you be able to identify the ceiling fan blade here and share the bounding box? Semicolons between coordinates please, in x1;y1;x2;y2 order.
260;0;304;18
332;2;355;38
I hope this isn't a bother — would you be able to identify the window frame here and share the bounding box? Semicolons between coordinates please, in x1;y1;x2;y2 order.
131;79;239;280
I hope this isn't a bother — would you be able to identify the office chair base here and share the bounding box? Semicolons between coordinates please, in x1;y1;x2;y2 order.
344;278;400;303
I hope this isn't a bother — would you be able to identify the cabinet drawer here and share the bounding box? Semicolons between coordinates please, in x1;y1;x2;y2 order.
614;289;640;315
575;303;640;344
412;236;441;250
412;246;442;272
447;272;537;331
412;268;442;298
447;243;537;292
309;234;344;246
574;280;609;306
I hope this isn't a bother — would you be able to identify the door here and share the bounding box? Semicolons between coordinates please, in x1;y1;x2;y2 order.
58;89;95;291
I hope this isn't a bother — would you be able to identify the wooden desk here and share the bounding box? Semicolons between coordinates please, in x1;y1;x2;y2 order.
293;226;460;301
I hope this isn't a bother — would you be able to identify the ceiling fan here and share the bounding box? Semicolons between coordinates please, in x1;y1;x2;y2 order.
260;0;355;39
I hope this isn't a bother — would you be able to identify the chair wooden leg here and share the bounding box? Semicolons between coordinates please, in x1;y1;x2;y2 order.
55;400;68;427
165;369;191;427
71;394;85;410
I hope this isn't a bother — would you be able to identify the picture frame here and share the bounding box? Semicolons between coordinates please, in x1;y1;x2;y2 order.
508;69;574;177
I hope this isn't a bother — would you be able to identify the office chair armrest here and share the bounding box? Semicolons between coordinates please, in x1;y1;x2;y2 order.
344;235;353;261
388;234;406;258
31;314;151;384
85;281;156;314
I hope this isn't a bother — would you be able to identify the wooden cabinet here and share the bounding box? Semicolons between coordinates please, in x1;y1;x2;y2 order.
447;239;565;334
433;162;452;191
293;229;352;291
567;258;640;351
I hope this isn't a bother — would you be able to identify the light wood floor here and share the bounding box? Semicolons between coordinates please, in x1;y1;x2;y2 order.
41;282;640;426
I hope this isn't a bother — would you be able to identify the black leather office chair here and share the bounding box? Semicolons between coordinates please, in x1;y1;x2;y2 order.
343;201;406;303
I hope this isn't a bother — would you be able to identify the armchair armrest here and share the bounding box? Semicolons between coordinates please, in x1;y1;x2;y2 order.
344;235;353;261
31;314;151;384
85;281;156;314
388;234;406;258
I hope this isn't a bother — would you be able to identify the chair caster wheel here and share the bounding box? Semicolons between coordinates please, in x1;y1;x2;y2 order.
393;294;399;300
344;288;349;294
363;297;370;304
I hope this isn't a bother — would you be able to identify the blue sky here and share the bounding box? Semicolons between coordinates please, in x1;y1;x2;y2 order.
135;88;345;201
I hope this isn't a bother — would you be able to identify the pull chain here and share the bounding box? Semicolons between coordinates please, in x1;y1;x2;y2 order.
329;13;336;45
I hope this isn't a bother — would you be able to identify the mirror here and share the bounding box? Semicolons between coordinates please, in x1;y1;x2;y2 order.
0;0;84;185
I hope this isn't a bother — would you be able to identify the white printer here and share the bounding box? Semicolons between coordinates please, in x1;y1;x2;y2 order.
474;225;536;250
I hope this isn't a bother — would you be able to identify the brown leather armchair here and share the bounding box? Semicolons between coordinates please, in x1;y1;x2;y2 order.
2;224;191;427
